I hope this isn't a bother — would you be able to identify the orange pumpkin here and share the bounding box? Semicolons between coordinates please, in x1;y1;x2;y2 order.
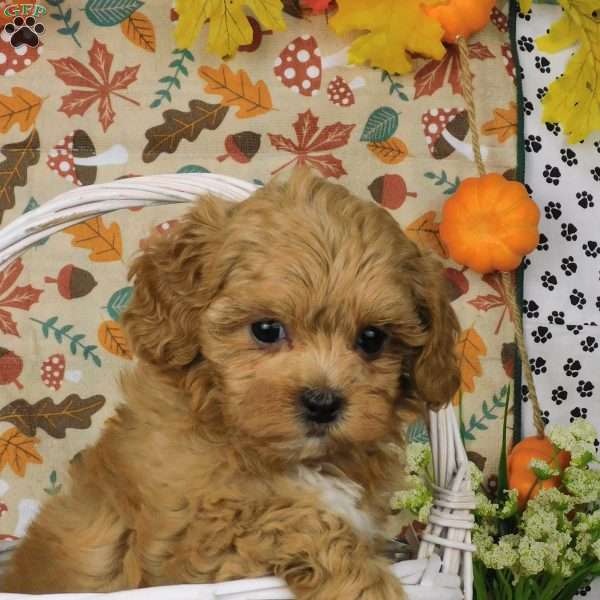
508;436;570;510
439;173;540;274
425;0;496;44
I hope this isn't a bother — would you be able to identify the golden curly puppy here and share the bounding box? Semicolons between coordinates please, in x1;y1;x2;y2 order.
4;169;459;598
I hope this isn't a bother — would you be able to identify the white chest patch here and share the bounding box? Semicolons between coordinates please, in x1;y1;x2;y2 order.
294;466;377;539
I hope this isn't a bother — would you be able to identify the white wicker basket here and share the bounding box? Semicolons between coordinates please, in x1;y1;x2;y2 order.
0;174;475;600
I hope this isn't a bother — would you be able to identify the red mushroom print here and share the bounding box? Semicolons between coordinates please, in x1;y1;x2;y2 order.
44;264;97;300
40;354;65;391
326;76;365;107
422;108;489;162
0;348;23;390
491;6;508;32
47;130;128;186
501;44;515;81
0;28;43;76
273;35;349;97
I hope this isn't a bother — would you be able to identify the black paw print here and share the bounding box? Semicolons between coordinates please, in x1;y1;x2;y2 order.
544;201;561;219
570;406;589;420
543;164;561;185
4;15;45;48
521;384;530;403
523;98;534;116
577;584;591;597
577;191;594;209
518;36;534;52
596;296;600;310
546;122;561;136
576;381;594;399
551;386;568;405
525;183;534;195
583;241;599;258
541;410;550;426
567;324;584;335
541;271;558;290
591;166;600;182
529;357;547;374
518;10;532;21
537;233;550;251
532;326;552;343
570;289;587;309
581;336;598;353
561;256;577;276
563;358;582;377
561;223;578;241
534;56;551;73
536;86;548;100
524;135;542;153
523;299;540;318
594;140;600;154
523;257;531;270
548;310;565;325
560;148;578;166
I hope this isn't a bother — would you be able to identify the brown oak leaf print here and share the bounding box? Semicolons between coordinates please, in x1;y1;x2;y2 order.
49;39;140;132
0;258;43;337
0;129;40;223
268;110;354;178
0;394;106;439
414;43;494;99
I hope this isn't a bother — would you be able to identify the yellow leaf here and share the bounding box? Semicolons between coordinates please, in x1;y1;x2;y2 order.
175;0;286;57
198;64;273;118
536;0;600;143
367;137;408;164
453;328;487;405
0;427;42;477
120;11;156;53
98;320;132;360
481;102;517;143
0;87;43;134
329;0;446;74
63;217;122;262
405;211;448;259
519;0;533;11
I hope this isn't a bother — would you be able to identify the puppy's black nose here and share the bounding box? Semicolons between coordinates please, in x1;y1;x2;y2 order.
299;388;344;424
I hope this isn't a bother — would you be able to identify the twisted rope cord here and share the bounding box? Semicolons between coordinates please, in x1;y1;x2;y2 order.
457;37;545;438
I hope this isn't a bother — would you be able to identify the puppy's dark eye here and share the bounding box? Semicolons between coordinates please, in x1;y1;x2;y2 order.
251;320;287;345
356;326;387;356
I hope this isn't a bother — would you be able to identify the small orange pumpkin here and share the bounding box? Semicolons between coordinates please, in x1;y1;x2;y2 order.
439;173;540;274
508;436;570;510
425;0;496;44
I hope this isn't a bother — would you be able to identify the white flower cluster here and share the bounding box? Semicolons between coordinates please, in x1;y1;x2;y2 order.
473;419;600;583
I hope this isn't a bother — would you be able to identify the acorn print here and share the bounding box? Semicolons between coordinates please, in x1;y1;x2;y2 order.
368;174;416;209
45;265;97;300
217;132;261;163
0;348;23;390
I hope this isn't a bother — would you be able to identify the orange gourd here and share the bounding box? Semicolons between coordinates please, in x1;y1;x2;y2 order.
508;436;570;510
439;173;540;274
425;0;496;44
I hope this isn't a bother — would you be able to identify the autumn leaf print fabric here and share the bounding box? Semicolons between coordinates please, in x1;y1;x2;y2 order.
0;1;517;536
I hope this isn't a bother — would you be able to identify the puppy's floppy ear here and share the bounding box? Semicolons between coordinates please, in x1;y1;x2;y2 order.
409;252;461;411
122;196;231;370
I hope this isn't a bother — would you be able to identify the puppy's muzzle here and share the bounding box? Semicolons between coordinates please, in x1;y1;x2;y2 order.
299;388;345;425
